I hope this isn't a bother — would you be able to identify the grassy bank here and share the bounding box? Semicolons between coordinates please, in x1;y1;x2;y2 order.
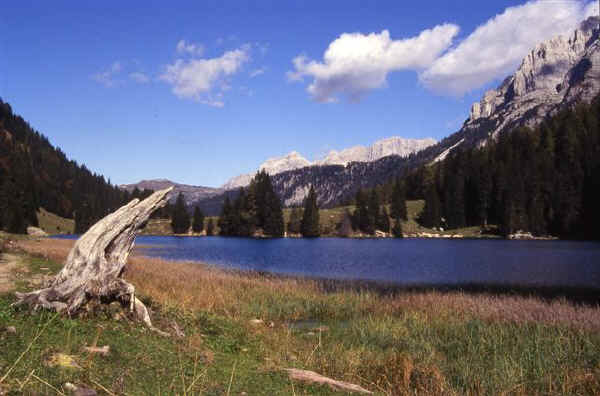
1;237;599;394
139;200;494;238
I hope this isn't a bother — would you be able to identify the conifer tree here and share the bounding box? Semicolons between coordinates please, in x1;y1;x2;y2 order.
365;189;380;234
287;207;303;234
218;196;233;236
377;207;391;233
421;182;441;229
206;218;215;236
171;193;190;234
392;218;404;238
300;186;320;237
390;177;408;221
352;189;369;232
192;206;205;233
264;192;284;237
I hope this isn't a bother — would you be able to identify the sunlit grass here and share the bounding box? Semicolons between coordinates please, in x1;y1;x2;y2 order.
2;237;599;394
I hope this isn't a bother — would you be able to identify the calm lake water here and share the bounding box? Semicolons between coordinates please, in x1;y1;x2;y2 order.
54;235;600;290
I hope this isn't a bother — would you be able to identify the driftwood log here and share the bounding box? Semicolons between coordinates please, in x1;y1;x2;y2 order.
14;187;173;334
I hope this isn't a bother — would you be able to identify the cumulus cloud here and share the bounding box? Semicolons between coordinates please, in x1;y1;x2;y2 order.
160;45;251;106
92;61;122;87
287;24;459;102
129;72;149;84
176;40;204;56
420;0;597;95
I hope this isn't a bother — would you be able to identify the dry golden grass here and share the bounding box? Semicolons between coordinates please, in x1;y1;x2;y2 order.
8;237;600;395
14;238;600;332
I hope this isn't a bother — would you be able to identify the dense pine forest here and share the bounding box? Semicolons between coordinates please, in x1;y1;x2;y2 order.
0;99;133;234
218;170;285;237
365;95;600;239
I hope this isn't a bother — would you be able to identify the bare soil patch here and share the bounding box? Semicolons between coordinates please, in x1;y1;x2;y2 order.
0;253;20;293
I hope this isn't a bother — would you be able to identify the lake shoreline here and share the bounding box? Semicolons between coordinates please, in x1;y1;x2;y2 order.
4;235;600;394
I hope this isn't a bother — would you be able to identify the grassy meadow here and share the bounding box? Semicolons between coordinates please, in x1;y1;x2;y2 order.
0;237;599;394
36;208;75;235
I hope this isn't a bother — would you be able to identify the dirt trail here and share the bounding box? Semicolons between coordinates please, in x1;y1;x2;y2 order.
0;253;20;293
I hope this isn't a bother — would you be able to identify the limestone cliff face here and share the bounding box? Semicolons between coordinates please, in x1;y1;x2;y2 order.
465;16;599;142
317;137;436;166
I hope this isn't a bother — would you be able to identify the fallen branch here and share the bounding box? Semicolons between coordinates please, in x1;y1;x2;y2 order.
83;345;110;356
284;368;372;394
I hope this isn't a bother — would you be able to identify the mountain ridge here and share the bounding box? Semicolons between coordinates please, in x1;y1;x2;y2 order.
221;136;437;190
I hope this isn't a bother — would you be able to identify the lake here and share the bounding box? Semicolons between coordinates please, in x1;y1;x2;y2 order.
54;235;600;291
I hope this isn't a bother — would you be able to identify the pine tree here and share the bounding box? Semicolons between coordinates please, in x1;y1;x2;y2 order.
218;196;233;235
171;193;190;234
366;189;380;234
352;189;370;233
192;206;205;233
300;186;320;237
421;182;441;229
390;177;407;221
377;207;391;233
392;218;404;238
264;192;284;237
206;218;215;236
287;207;303;234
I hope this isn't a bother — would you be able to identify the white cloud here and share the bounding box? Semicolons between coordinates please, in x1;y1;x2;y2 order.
92;61;122;87
250;67;265;77
287;24;459;102
160;46;251;105
176;39;204;56
129;72;149;84
420;0;596;95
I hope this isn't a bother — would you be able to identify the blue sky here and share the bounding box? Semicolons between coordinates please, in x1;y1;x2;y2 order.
1;0;597;187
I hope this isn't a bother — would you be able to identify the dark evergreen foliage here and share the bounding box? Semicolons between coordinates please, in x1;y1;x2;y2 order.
300;186;320;237
217;171;284;237
170;193;190;234
352;189;389;234
287;207;303;235
408;97;600;238
392;218;404;238
206;218;215;236
390;177;408;221
192;206;205;233
421;178;442;229
0;99;130;234
377;207;391;233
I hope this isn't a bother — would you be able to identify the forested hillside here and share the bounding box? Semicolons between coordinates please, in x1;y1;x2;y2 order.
365;95;600;239
0;99;130;234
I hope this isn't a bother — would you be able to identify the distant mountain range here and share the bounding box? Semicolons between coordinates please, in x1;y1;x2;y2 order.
122;16;600;215
122;136;438;210
221;136;436;190
119;179;222;205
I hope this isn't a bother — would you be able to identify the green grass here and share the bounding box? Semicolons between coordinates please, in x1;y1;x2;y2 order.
1;248;599;395
36;208;74;235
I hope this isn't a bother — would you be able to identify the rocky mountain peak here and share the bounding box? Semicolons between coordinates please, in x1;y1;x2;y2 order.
317;136;436;166
222;136;436;190
465;16;599;140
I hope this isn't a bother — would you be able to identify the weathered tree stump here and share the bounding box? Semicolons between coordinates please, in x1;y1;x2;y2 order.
14;187;173;334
